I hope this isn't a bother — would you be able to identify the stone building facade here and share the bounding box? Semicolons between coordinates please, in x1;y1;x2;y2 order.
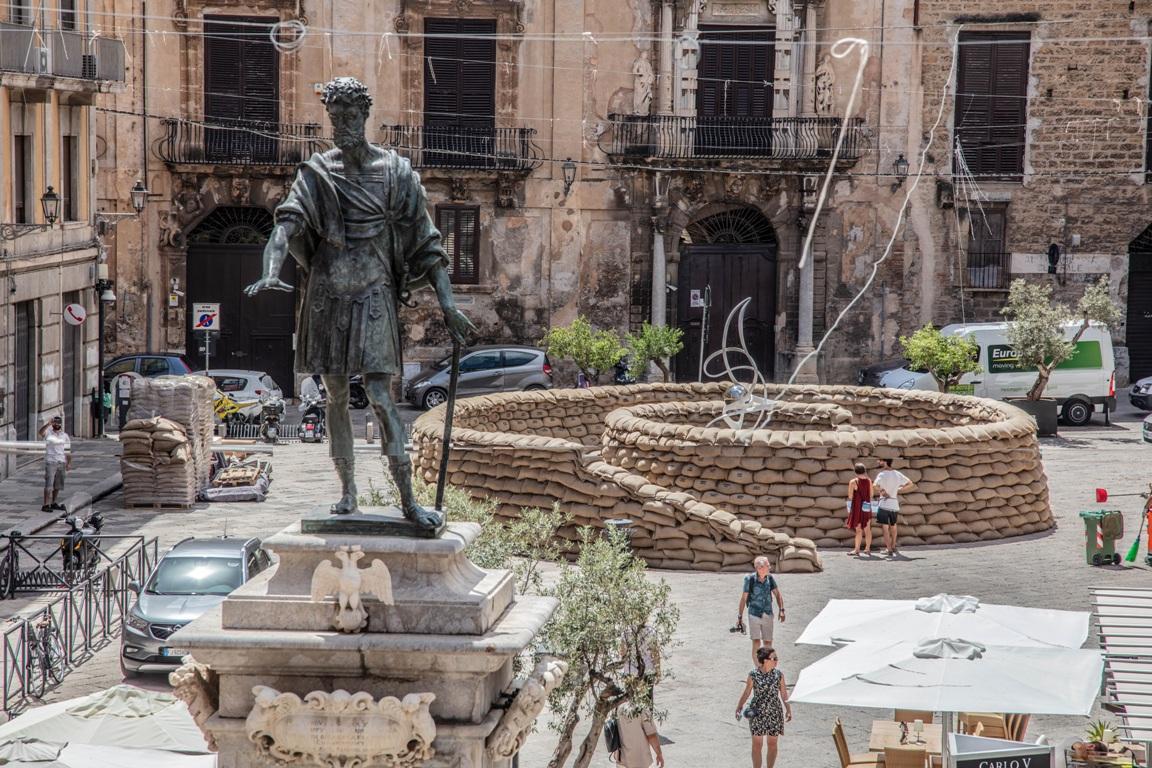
93;0;1152;394
0;0;125;477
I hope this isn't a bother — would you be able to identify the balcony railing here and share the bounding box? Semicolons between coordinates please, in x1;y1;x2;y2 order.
381;124;543;172
155;118;326;166
603;114;867;163
0;23;124;81
965;251;1010;289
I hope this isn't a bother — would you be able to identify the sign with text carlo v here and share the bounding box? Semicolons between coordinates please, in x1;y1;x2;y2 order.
987;340;1103;374
191;303;221;332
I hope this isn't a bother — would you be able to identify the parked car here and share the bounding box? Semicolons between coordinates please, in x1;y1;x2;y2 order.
1130;376;1152;411
205;369;283;401
404;345;553;409
103;353;193;391
120;536;272;675
878;321;1116;426
857;357;909;387
1143;412;1152;444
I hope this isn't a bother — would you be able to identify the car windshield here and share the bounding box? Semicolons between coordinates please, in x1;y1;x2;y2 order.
146;556;243;596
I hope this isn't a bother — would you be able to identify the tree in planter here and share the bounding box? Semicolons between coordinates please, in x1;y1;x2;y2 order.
898;325;981;393
541;316;626;385
541;529;679;768
1001;277;1120;400
625;323;684;382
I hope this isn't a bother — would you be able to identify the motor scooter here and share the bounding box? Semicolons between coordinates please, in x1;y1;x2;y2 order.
298;394;326;443
258;394;285;444
348;375;369;410
59;511;105;580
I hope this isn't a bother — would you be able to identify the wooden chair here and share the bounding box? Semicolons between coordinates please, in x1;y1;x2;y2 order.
894;709;934;724
1005;713;1031;742
960;713;1007;739
833;718;883;768
884;746;929;768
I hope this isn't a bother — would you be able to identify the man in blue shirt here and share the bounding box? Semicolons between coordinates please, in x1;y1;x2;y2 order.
736;556;785;663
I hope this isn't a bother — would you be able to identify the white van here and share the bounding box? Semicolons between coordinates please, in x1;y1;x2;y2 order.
878;321;1116;426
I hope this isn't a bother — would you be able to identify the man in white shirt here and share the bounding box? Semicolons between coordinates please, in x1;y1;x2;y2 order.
613;713;665;768
39;415;71;513
874;457;914;557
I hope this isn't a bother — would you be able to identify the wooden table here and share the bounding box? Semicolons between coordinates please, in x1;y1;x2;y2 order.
869;720;944;754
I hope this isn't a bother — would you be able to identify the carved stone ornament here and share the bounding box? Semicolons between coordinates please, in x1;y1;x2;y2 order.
496;173;517;209
158;209;186;250
393;14;410;34
246;687;436;768
169;657;220;751
815;56;835;114
486;659;569;758
310;545;394;633
174;177;202;217
680;175;705;203
449;177;469;201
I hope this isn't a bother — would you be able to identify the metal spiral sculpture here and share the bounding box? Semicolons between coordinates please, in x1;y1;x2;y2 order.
703;297;780;433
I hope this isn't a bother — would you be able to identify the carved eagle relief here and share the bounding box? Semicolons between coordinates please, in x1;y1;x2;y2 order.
309;545;394;633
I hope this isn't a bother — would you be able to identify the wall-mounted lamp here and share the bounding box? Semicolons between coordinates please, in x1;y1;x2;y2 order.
561;158;577;198
130;179;149;214
1;186;62;240
41;186;60;226
890;153;909;191
97;280;117;303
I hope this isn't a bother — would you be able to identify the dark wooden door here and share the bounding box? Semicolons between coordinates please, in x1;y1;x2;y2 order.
673;244;777;381
422;18;496;167
14;301;34;441
61;290;81;432
1128;234;1152;382
186;245;297;396
203;15;279;163
696;26;774;156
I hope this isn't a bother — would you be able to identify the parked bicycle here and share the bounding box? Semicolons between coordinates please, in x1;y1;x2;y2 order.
24;613;66;698
0;531;29;600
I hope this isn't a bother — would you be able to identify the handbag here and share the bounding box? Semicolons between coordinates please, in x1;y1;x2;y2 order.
743;706;760;720
603;717;621;754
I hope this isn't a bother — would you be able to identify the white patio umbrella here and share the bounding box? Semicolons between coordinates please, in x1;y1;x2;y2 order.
796;594;1090;648
0;685;209;754
0;738;215;768
791;637;1104;765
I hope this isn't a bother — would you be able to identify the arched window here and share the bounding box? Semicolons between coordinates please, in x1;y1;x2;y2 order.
187;207;274;245
683;206;777;245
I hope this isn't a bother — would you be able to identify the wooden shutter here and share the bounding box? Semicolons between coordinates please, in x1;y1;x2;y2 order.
204;16;279;161
697;27;774;119
955;32;1029;178
423;18;495;167
436;205;480;284
13;135;27;223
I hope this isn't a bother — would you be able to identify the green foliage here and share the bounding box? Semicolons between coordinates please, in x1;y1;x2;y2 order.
898;325;981;393
625;323;684;382
541;316;626;384
1085;719;1118;744
540;529;679;768
1001;277;1120;400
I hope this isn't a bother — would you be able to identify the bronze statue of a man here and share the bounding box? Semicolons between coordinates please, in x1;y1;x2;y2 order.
245;77;473;530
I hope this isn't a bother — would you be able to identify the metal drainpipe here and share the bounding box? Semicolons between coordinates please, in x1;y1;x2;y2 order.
140;0;150;349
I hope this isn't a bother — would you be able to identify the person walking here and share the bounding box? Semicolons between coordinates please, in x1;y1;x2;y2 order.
735;646;792;768
845;462;874;556
736;556;785;664
874;457;914;557
612;712;665;768
38;415;71;513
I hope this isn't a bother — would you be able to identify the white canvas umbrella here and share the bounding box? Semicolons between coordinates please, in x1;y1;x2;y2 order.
0;738;215;768
0;685;209;754
796;594;1090;648
792;637;1103;766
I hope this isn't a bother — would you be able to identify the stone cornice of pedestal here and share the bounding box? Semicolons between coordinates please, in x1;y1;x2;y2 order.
222;520;514;635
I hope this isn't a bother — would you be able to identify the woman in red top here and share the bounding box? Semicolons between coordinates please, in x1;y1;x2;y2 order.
845;462;873;557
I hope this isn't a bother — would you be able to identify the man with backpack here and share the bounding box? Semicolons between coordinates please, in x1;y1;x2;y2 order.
736;556;785;664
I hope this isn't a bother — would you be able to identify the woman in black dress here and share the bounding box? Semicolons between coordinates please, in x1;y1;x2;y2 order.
735;646;792;768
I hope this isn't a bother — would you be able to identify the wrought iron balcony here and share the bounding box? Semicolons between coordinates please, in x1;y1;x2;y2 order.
602;114;866;164
155;118;326;166
965;251;1010;290
381;124;543;172
0;23;125;81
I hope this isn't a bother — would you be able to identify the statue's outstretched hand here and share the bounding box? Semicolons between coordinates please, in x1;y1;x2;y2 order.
244;277;294;296
444;307;477;345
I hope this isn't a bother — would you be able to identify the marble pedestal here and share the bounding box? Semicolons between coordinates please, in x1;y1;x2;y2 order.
171;510;559;768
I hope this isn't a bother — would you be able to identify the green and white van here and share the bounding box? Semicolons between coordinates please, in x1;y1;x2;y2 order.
878;321;1116;426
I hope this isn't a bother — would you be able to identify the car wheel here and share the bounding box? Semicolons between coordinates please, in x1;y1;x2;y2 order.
524;384;547;391
422;388;448;410
1061;398;1093;427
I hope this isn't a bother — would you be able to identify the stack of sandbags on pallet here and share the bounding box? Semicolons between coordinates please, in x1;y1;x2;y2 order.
119;416;195;505
123;375;216;504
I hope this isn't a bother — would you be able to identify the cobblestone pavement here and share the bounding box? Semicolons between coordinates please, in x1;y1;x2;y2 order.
4;402;1150;768
0;438;123;536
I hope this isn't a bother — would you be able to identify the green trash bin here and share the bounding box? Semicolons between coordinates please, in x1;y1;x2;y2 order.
1080;508;1124;566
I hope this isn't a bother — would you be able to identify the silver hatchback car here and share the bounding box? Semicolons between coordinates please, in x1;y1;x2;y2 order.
404;345;553;409
120;536;271;675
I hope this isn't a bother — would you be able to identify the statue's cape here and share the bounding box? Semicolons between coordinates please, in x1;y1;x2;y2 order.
276;150;446;297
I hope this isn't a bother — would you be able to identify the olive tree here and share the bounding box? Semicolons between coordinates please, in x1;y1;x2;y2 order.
898;325;981;393
1001;277;1120;400
541;316;626;385
625;323;684;382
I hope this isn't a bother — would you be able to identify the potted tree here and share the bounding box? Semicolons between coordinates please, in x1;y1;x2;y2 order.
541;316;626;386
1000;277;1119;436
625;323;684;383
898;325;981;394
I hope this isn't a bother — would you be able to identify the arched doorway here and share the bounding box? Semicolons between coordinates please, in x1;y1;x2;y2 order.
185;207;298;396
673;206;778;381
1128;225;1152;382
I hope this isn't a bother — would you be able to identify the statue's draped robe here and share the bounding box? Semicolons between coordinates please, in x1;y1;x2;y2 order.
276;150;447;375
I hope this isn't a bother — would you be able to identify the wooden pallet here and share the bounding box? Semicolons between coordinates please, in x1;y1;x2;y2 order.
213;465;263;487
124;500;194;510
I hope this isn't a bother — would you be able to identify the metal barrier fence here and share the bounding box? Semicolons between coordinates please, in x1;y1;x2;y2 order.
0;536;158;716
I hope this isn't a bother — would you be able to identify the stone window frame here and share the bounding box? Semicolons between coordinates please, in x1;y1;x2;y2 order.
394;0;523;136
435;203;481;285
962;202;1010;291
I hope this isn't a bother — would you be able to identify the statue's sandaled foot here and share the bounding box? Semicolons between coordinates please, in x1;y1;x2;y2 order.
330;492;359;516
403;503;443;531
